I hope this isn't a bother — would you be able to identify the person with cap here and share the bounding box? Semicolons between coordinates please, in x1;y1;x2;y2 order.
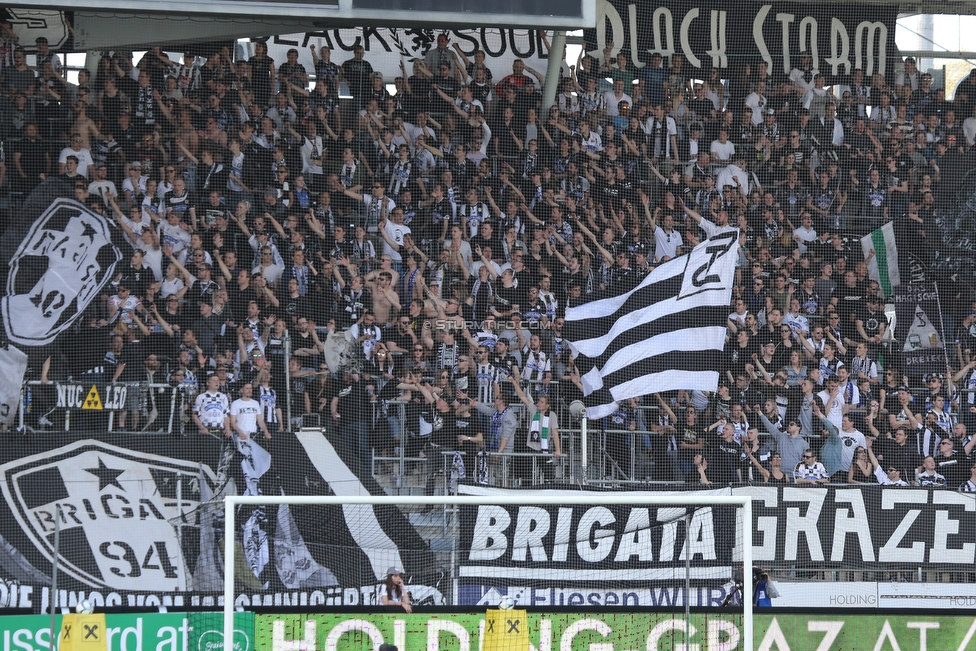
467;386;518;463
380;566;412;612
902;398;948;458
106;277;142;331
863;434;909;486
490;336;520;398
921;371;953;413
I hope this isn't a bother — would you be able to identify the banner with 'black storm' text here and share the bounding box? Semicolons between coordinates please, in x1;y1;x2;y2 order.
584;0;898;81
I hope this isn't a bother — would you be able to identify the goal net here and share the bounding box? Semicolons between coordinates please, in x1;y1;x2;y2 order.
205;493;753;651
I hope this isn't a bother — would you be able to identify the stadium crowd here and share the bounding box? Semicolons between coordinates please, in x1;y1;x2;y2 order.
7;26;976;489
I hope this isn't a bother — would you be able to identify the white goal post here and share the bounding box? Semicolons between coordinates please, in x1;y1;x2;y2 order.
222;494;754;651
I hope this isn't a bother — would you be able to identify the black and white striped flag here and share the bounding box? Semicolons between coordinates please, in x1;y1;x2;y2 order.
565;232;739;419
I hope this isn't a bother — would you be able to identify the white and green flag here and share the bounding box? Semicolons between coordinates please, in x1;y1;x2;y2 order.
860;223;900;296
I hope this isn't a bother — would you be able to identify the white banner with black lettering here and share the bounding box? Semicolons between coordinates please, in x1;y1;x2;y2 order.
267;29;553;86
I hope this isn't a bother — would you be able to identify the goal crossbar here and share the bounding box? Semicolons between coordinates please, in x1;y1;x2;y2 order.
222;494;753;651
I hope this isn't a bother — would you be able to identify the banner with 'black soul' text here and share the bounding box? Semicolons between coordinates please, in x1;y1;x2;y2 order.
584;0;898;81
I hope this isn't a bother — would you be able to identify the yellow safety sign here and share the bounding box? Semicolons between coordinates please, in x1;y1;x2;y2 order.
59;614;107;651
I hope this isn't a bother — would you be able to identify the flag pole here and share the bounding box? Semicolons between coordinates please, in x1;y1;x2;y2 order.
49;505;61;651
580;416;588;484
569;401;588;484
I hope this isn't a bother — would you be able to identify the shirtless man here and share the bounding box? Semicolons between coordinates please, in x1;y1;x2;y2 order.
175;110;200;158
71;101;102;150
419;275;465;331
365;270;401;325
367;254;401;287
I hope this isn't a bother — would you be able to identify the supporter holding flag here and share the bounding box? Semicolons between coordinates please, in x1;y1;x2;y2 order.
565;232;739;419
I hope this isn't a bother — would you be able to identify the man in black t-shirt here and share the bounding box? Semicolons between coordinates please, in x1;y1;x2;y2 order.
341;45;374;108
855;296;888;349
491;338;520;401
709;424;744;484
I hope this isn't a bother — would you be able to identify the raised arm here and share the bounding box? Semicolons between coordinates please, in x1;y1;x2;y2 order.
744;445;771;482
163;245;193;285
214;250;233;282
510;377;534;410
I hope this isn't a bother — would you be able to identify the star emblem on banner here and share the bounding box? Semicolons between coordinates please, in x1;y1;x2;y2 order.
84;457;126;491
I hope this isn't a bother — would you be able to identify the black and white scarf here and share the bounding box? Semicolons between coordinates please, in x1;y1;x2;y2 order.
389;159;411;197
135;82;155;125
339;162;357;188
470;278;493;313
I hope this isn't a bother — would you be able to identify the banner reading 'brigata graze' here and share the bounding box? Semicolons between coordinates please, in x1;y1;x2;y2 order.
584;0;897;80
457;484;976;595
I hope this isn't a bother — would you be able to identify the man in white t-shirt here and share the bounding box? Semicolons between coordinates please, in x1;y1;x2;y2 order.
59;133;95;178
602;79;632;118
791;213;818;253
837;414;867;472
744;81;768;125
816;376;844;429
654;212;683;262
230;382;271;440
87;163;118;205
379;207;411;267
710;129;735;166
